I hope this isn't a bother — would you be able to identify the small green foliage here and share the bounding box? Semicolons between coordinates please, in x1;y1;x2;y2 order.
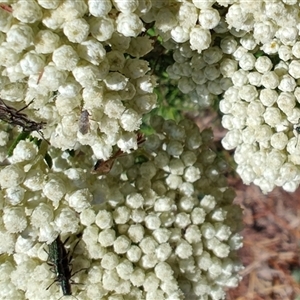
44;152;52;169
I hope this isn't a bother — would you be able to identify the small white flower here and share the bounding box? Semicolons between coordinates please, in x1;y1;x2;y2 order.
0;165;25;189
189;26;211;53
11;140;38;163
95;210;113;229
63;18;89;43
88;0;112;17
54;207;79;234
116;13;144;37
43;176;66;203
6;24;34;53
89;16;115;42
198;8;220;29
67;188;92;213
77;38;106;65
120;109;142;132
12;0;43;23
3;207;27;233
52;45;79;71
114;235;131;254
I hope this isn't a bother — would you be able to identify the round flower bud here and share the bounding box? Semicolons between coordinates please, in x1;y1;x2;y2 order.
198;8;220;29
43;176;66;203
190;26;211;53
102;269;120;291
289;60;300;79
114;235;131;254
259;88;278;107
0;165;25;188
52;45;79;71
54;208;79;234
126;193;144;209
11;140;38;163
95;210;113;229
120;109;142;132
277;92;296;114
5;186;24;206
240;33;257;50
98;228;116;247
144;213;161;230
37;0;61;9
231;69;248;87
261;71;279;89
270;132;288;150
278;45;292;61
113;206;130;224
104;72;128;91
143;272;160;292
73;61;109;87
139;237;158;254
89;16;115;42
19;52;45;76
220;36;238;54
128;224;144;243
3;207;27;233
12;0;43;23
113;0;138;13
77;38;106;65
278;74;296;92
106;50;125;71
63;18;89;43
155;243;172;262
88;0;112;17
175;239;193;259
6;24;34;52
80;208;96;226
126;245;142;262
116;259;133;280
130;267;145;287
34;30;60;54
38;64;68;91
247;71;262;86
239;53;255;71
67;188;92;213
101;253;119;270
116;13;144;37
220;58;238;77
156;8;177;33
154;262;174;281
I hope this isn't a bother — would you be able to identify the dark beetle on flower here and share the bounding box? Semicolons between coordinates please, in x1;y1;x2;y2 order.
46;234;85;297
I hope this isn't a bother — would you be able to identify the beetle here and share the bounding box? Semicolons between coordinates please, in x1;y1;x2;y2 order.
46;235;84;297
46;235;73;295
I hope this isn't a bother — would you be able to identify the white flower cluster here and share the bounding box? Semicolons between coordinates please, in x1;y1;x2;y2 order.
216;1;300;193
0;0;156;160
146;1;221;53
165;41;233;108
0;117;242;299
148;0;300;193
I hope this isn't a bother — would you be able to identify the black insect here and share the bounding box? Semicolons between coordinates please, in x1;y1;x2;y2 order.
78;109;90;135
46;235;81;297
0;98;45;133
